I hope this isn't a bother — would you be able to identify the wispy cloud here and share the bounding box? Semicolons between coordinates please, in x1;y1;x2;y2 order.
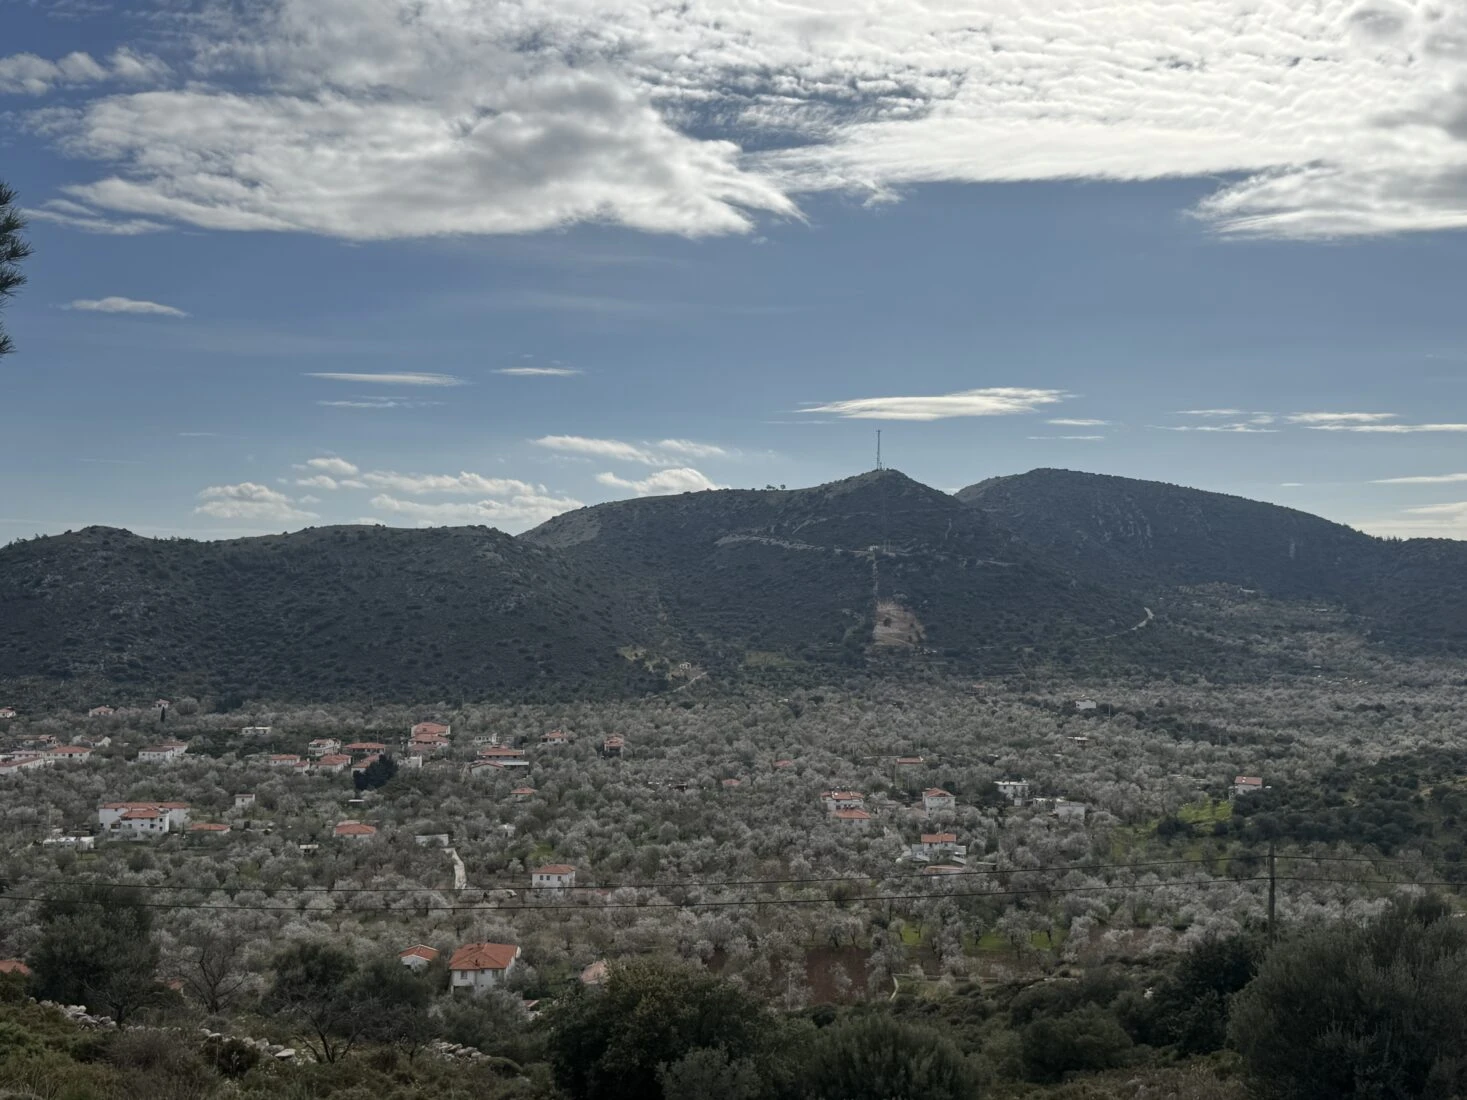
369;491;581;529
533;435;734;466
316;398;444;409
1047;418;1110;427
596;468;722;496
362;471;539;495
1027;435;1105;441
1175;409;1249;417
1373;473;1467;485
304;457;359;476
1287;412;1397;425
195;482;317;523
805;387;1067;422
306;372;464;387
64;296;187;317
26;200;165;236
0;48;164;95
1309;423;1467;433
494;367;583;377
1154;424;1279;434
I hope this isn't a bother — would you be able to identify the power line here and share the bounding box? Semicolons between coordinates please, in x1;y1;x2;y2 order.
0;874;1447;916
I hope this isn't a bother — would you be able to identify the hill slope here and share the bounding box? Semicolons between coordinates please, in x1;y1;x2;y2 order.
524;469;1140;664
0;524;663;704
960;469;1467;651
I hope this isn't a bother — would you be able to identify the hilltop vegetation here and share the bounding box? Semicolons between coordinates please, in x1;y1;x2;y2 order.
3;466;1467;705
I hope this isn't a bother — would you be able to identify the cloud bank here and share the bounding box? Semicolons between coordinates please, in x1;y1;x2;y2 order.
15;0;1467;239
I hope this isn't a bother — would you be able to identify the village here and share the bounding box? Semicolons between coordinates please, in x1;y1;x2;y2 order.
0;673;1337;1020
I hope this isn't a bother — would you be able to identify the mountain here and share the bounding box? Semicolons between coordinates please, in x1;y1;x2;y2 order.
0;471;1140;705
524;469;1140;664
0;524;665;705
959;468;1467;652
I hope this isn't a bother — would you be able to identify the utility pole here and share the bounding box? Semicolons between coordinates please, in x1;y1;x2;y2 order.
1267;841;1277;946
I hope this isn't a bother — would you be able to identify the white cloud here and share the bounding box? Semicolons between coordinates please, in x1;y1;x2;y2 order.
0;48;162;95
306;456;360;476
361;471;539;495
1027;435;1105;441
654;439;734;459
25;0;1467;240
306;372;463;386
369;491;581;529
805;387;1067;422
495;367;583;376
1404;501;1467;516
1373;473;1467;484
1047;418;1111;427
195;482;317;523
1154;424;1279;434
1287;412;1398;424
295;475;340;490
534;435;660;464
316;398;443;409
1309;423;1467;433
596;467;722;495
26;199;166;235
1175;409;1251;417
64;296;187;317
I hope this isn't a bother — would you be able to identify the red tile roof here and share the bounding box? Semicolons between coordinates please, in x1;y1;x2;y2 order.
189;823;231;832
512;787;536;795
334;821;377;837
317;754;350;766
535;864;575;875
448;942;519;972
399;944;440;961
121;807;162;820
924;788;953;797
344;742;387;751
0;959;30;976
478;745;525;757
823;790;863;800
920;832;957;844
833;809;872;821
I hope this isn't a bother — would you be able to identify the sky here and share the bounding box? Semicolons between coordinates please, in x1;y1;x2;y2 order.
3;0;1467;542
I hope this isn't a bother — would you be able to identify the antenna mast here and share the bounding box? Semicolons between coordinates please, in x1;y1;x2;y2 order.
876;429;882;471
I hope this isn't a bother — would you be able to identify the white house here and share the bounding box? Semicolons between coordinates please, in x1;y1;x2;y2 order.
0;707;16;720
0;756;48;777
415;833;451;847
314;754;351;774
1232;775;1265;797
922;788;956;813
832;808;872;830
995;780;1031;804
399;754;424;770
533;864;576;892
307;738;342;757
98;801;191;838
268;753;302;768
822;790;865;813
42;834;96;851
398;945;440;971
541;729;571;746
1075;699;1098;712
411;721;451;739
912;831;959;858
87;705;115;718
1054;799;1088;822
47;746;93;764
234;793;256;810
449;942;520;994
137;741;188;763
241;726;273;737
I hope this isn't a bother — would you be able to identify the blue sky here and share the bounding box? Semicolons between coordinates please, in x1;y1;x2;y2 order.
4;0;1467;541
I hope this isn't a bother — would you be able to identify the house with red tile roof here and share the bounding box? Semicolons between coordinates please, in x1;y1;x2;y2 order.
913;832;958;858
268;753;303;767
922;788;956;813
98;801;191;837
0;707;17;720
399;944;440;971
48;746;93;763
334;820;377;841
602;735;624;757
87;705;115;718
832;808;872;829
448;942;520;994
411;722;451;739
189;822;231;836
0;959;30;976
315;754;351;774
512;786;536;799
307;738;342;757
344;741;387;754
822;790;865;813
0;756;48;777
541;729;571;746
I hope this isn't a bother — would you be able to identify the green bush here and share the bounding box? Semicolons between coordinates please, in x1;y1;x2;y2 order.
801;1014;983;1100
1020;1004;1133;1083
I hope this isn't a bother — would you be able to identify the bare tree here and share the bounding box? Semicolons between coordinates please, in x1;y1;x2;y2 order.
180;928;251;1015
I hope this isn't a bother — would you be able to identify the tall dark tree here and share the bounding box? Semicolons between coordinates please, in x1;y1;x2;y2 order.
264;942;363;1063
355;753;398;791
0;182;31;359
546;959;779;1100
801;1014;983;1100
1230;895;1467;1099
30;885;161;1025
